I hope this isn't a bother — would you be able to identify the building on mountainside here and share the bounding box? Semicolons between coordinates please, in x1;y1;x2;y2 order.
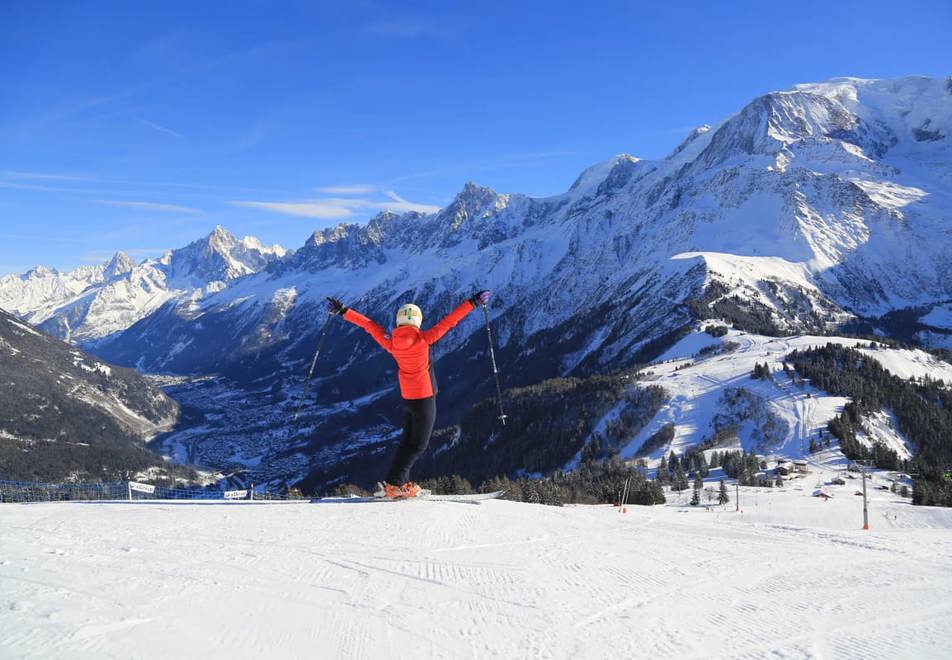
792;460;809;474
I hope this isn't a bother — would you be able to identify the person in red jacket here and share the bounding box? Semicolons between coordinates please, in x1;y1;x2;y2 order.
326;290;491;498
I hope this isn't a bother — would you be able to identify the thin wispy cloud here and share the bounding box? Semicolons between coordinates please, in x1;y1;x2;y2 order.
0;180;124;195
381;190;442;214
232;200;356;219
315;184;376;195
231;189;441;220
0;170;90;181
140;118;185;139
100;200;205;214
0;171;299;201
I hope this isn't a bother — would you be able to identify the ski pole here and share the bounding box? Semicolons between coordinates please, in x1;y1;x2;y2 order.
620;475;631;513
481;303;507;425
292;313;335;421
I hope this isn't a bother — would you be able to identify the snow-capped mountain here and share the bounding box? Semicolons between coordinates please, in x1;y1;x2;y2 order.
6;76;952;489
0;308;179;481
0;226;286;343
102;76;952;365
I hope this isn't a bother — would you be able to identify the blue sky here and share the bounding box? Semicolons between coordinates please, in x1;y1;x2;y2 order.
1;0;950;273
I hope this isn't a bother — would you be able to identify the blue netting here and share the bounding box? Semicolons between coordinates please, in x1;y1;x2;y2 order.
0;479;289;503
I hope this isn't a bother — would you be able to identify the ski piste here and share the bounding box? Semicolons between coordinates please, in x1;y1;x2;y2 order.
311;490;506;505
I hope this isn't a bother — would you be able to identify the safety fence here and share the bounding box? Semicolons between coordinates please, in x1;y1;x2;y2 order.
0;479;296;503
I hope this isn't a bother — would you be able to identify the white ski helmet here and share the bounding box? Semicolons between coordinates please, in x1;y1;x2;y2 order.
396;303;423;328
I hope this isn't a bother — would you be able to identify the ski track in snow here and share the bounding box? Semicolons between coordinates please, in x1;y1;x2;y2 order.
623;329;946;464
2;490;951;659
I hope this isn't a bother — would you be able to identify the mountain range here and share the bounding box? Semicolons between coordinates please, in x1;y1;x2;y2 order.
0;226;286;344
2;75;951;490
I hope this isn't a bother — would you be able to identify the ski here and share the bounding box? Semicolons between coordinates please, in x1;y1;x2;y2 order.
311;490;506;505
422;490;506;502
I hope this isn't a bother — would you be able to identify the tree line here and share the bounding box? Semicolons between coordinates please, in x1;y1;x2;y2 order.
788;344;952;506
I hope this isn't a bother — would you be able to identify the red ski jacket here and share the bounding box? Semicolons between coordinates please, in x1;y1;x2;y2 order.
343;300;476;400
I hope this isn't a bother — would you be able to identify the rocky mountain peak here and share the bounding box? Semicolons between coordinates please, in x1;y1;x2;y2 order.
21;265;57;279
669;126;711;159
105;251;136;278
455;181;498;204
205;225;239;252
440;182;505;230
307;223;353;248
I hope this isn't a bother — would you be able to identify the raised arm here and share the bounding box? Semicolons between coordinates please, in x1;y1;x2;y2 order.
421;291;491;345
343;309;392;353
421;300;474;345
328;297;392;353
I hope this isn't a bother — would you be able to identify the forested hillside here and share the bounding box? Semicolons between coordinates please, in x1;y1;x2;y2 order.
788;344;952;505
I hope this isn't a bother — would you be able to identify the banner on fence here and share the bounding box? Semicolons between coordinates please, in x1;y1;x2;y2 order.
1;479;284;503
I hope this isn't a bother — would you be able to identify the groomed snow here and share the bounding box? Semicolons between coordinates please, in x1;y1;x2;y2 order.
2;488;951;659
625;329;936;462
856;346;952;384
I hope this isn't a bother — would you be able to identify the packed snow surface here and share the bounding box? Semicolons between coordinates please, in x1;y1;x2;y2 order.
2;485;951;659
626;329;941;462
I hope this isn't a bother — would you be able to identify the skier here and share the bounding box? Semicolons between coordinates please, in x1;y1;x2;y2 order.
326;290;491;498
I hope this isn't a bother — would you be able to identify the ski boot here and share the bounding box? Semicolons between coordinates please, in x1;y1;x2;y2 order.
374;482;426;499
400;482;423;498
374;482;400;498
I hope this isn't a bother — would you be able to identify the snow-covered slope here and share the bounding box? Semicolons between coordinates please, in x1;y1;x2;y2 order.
2;490;951;659
621;327;949;465
0;226;285;343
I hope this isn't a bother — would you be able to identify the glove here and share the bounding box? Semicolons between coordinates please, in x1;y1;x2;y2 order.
326;297;347;315
469;290;491;307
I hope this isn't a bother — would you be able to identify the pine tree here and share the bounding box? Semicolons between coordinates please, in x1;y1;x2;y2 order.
648;480;666;505
657;455;669;484
673;464;688;492
690;486;700;506
697;452;709;478
582;435;603;464
718;478;729;504
668;450;679;471
774;471;783;488
693;473;704;492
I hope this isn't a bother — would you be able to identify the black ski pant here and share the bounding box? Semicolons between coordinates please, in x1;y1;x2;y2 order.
386;396;436;485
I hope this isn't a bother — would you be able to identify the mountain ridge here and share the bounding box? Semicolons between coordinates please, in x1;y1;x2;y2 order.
0;308;181;481
3;74;951;488
0;226;286;343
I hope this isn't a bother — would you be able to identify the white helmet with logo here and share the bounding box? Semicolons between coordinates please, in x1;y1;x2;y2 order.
395;303;422;329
